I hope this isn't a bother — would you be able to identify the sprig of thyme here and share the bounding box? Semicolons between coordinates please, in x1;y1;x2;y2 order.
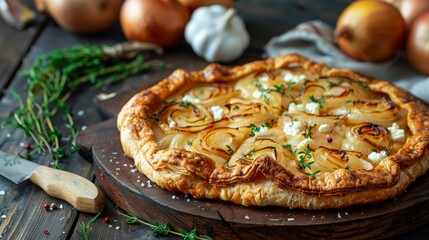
76;212;101;240
1;43;165;168
117;211;212;240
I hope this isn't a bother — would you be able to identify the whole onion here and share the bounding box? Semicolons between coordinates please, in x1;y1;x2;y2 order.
120;0;190;48
335;0;406;62
177;0;234;12
406;12;429;75
381;0;429;27
35;0;121;33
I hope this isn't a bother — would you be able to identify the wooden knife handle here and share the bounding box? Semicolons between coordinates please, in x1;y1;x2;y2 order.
30;166;105;213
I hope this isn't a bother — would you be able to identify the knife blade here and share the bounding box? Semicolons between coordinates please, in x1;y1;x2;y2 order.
0;150;105;213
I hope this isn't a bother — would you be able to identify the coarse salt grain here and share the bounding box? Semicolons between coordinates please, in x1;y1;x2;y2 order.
81;125;87;131
1;215;6;219
115;226;120;230
77;110;84;116
244;215;250;220
140;183;145;187
337;213;342;218
0;190;5;195
60;204;63;209
288;218;295;222
6;133;11;138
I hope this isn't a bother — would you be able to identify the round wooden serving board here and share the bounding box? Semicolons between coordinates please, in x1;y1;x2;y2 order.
77;117;429;239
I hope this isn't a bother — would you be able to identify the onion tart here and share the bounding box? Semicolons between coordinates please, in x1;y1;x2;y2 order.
117;54;429;209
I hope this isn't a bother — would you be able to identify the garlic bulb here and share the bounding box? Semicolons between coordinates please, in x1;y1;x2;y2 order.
185;5;250;62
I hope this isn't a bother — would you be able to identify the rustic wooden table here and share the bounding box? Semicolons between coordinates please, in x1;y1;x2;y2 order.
1;0;429;239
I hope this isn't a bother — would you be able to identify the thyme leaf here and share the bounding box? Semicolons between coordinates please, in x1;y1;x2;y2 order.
76;212;101;240
117;211;211;240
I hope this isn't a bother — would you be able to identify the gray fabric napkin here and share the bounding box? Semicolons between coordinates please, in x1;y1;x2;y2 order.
264;20;429;103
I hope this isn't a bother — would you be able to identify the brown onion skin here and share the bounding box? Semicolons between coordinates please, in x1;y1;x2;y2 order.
336;0;406;62
406;12;429;75
177;0;235;12
120;0;190;48
35;0;121;34
381;0;429;27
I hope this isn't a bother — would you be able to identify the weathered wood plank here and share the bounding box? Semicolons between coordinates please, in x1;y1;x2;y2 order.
0;0;47;98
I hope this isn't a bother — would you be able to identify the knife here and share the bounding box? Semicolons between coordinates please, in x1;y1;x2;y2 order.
0;150;105;213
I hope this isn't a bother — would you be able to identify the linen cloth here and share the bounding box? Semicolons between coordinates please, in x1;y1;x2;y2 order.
264;20;429;103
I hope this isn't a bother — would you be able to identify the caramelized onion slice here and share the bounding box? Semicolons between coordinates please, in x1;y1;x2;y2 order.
188;127;248;164
342;123;391;155
223;101;274;128
184;85;239;106
312;147;374;172
347;98;398;127
159;102;213;133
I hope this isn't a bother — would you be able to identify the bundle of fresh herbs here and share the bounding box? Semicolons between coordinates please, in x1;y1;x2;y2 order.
1;42;165;168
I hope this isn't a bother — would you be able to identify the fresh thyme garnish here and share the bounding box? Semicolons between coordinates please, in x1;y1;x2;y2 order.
163;99;175;105
76;212;101;240
249;122;271;137
225;162;236;168
357;80;370;90
117;211;212;240
297;144;315;170
305;170;320;178
186;140;192;146
226;145;234;155
306;125;314;138
1;43;165;168
345;165;350;170
283;144;296;154
327;81;335;88
233;105;240;110
309;95;325;108
383;147;391;156
179;101;192;109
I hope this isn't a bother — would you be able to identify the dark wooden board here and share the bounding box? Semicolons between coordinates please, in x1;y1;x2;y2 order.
78;117;429;239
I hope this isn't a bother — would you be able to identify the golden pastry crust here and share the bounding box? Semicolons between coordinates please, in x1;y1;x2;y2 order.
117;54;429;209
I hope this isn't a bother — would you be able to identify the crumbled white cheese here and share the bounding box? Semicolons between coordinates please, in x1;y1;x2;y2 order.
283;121;304;136
258;73;270;82
387;123;405;141
210;106;224;121
254;126;270;137
252;90;262;99
297;138;313;151
318;124;330;133
283;71;306;84
368;150;388;163
288;103;304;114
169;120;177;128
182;95;200;104
305;102;320;115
